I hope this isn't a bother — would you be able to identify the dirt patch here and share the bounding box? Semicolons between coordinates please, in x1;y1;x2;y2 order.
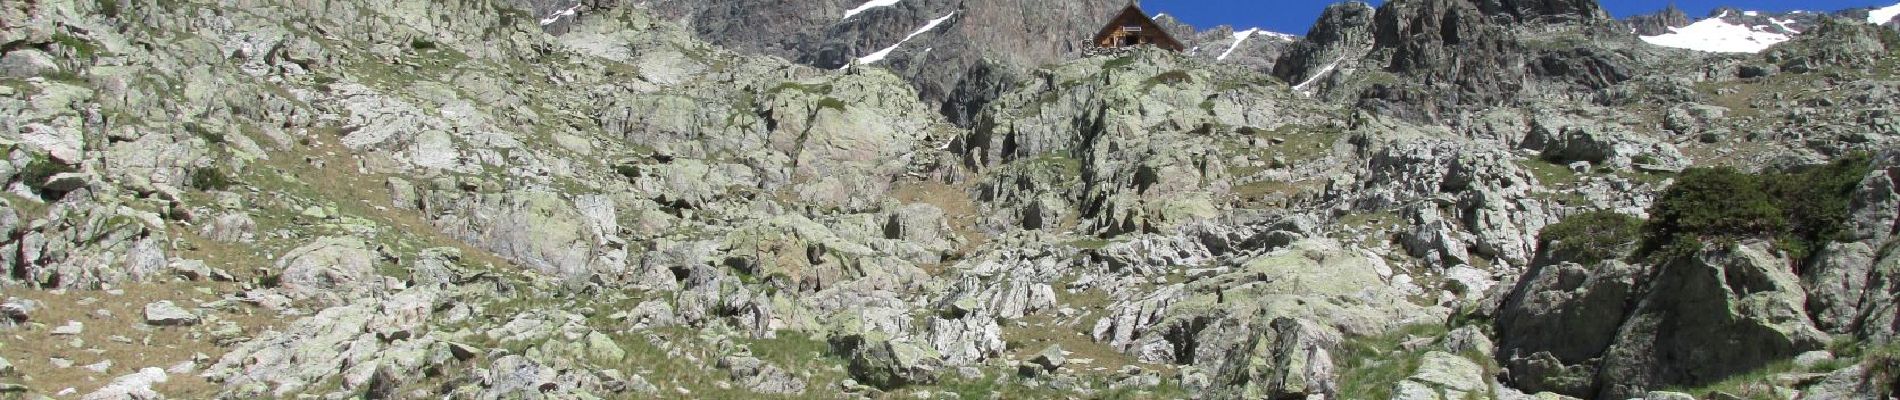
892;180;991;262
1;281;282;397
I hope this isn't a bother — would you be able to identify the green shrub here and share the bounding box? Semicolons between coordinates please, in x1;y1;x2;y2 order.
189;167;235;191
19;154;74;187
613;163;642;179
1764;153;1873;260
1639;154;1874;263
96;0;121;17
1640;167;1785;258
1540;210;1645;264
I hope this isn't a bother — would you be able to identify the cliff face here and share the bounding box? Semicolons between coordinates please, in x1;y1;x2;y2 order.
1623;5;1691;36
1268;0;1629;121
630;0;1126;125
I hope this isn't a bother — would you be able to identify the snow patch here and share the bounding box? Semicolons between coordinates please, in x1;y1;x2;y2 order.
1871;2;1900;25
539;4;580;26
1218;29;1259;61
1293;58;1342;95
850;11;957;66
1770;18;1801;34
1639;11;1791;53
843;0;902;21
1217;28;1295;61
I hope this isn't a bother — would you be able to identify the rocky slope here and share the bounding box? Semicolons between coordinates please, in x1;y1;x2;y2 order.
0;0;1898;399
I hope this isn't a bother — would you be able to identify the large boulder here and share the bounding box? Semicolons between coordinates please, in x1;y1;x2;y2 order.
3;199;171;289
1522;111;1688;172
960;50;1324;235
1500;237;1832;399
1217;317;1342;399
926;310;1005;366
1349;138;1550;268
275;236;380;305
835;334;942;389
423;191;621;279
207;290;448;397
1807;161;1900;337
0;49;59;78
1392;351;1490;400
81;367;168;400
1595;241;1829;399
1496;259;1647;396
718;352;808;394
1107;239;1443;395
143;301;200;326
473;355;608;399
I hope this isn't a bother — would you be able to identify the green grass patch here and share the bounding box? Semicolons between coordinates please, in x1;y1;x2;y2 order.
51;33;100;59
1019;152;1084;178
816;97;848;111
1336;324;1453;399
1518;158;1581;186
1670;338;1884;399
2;193;52;220
1141;70;1193;92
1068;237;1114;250
769;81;834;95
1245;125;1343;166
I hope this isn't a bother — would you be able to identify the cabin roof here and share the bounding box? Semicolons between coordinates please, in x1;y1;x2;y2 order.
1090;5;1185;51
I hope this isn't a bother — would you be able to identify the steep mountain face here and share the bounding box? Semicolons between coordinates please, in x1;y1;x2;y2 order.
1624;5;1692;36
629;0;1127;125
540;0;1298;125
1271;0;1630;121
1273;2;1380;95
1476;0;1608;23
1178;25;1299;72
4;0;1900;399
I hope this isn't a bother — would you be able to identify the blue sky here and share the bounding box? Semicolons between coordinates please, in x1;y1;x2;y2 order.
1143;0;1897;34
